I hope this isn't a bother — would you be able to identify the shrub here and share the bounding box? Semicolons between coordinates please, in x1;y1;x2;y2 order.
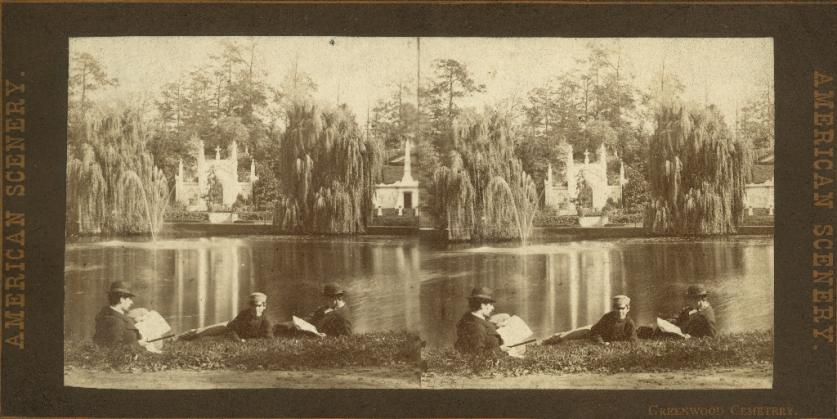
237;211;271;222
606;207;644;225
533;209;578;226
164;206;209;223
608;212;644;225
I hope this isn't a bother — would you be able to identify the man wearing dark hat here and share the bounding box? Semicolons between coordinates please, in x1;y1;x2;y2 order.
675;285;717;338
590;295;638;344
93;281;143;350
454;287;506;357
227;292;274;341
308;284;353;336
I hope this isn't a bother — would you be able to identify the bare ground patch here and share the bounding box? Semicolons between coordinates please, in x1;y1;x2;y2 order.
421;364;772;389
65;365;420;389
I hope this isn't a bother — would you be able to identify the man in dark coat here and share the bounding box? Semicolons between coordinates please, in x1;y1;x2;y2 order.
93;281;143;351
227;292;274;341
590;295;638;344
308;284;353;336
676;285;717;338
454;287;506;357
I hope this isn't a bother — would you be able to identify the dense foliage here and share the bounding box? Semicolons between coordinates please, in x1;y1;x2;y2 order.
429;113;539;243
67;112;169;238
645;104;753;235
273;104;383;234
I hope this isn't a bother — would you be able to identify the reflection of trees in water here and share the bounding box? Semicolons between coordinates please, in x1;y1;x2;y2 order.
181;244;244;328
543;250;612;332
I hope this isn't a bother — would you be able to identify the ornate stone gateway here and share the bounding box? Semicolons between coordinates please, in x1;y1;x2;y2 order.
175;135;258;211
544;142;626;215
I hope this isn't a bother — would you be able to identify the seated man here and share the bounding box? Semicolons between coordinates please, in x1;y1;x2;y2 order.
675;285;717;338
589;295;638;344
93;281;143;352
454;287;507;357
635;285;718;339
308;284;353;336
273;284;352;337
226;292;274;341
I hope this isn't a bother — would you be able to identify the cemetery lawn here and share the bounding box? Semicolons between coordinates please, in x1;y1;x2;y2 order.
64;332;422;389
422;330;772;389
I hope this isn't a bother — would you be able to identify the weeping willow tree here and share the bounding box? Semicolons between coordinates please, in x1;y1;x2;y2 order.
430;153;475;241
67;111;170;238
273;103;383;234
645;103;753;235
429;112;539;243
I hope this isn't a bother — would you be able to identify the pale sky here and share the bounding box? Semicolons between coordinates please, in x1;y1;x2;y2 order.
71;37;773;128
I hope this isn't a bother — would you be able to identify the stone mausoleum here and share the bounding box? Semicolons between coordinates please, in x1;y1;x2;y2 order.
544;141;626;215
744;151;774;214
175;136;258;211
373;139;420;216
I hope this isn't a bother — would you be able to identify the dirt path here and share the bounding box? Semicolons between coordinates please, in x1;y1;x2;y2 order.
66;365;770;390
65;366;421;389
421;365;772;389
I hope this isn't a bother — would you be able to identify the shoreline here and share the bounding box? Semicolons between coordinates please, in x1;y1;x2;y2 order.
67;223;774;241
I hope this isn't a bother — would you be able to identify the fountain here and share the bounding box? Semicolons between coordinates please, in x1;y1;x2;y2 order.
485;175;537;247
120;169;170;241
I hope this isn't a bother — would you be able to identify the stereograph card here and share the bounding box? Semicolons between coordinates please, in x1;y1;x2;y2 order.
1;2;836;418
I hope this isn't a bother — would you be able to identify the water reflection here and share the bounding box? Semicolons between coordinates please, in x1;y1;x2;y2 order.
65;236;773;349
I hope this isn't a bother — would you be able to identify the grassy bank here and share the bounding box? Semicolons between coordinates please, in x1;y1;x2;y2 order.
66;332;420;372
423;330;772;377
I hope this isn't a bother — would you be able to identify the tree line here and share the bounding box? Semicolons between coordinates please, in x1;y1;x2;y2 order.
66;40;772;238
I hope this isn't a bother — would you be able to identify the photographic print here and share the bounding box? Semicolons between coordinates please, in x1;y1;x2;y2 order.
61;36;773;390
1;3;835;417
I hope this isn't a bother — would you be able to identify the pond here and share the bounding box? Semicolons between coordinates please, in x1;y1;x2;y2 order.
65;235;773;349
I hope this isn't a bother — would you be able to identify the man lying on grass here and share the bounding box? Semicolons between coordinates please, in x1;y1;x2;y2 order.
541;295;638;345
590;295;638;345
180;292;274;342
